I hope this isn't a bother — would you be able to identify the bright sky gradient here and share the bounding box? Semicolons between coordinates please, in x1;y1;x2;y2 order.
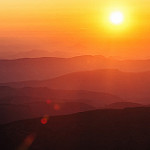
0;0;150;59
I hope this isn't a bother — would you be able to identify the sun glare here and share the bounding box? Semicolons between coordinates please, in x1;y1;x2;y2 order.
100;5;131;33
110;11;124;25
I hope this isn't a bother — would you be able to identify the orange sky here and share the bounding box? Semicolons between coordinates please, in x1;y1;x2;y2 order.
0;0;150;59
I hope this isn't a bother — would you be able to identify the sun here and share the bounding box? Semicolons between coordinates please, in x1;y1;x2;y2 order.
110;11;124;25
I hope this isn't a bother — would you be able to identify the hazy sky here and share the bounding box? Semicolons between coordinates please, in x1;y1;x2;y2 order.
0;0;150;59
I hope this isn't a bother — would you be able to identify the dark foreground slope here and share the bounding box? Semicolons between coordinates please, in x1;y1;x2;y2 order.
1;108;150;150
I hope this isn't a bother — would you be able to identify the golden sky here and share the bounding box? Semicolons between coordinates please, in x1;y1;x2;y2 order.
0;0;150;59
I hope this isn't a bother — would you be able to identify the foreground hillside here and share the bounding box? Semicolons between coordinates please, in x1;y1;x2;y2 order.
1;108;150;150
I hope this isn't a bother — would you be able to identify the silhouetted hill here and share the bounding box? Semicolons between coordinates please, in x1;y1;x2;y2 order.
0;55;150;82
3;69;150;100
105;102;143;109
0;86;123;124
1;108;150;150
0;86;122;106
0;102;94;124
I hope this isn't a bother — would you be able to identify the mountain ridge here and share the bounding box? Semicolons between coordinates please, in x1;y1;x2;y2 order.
1;69;149;100
0;55;150;83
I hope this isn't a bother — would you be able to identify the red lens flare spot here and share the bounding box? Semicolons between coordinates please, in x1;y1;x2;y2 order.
18;134;36;150
54;104;60;111
41;117;48;125
46;99;52;104
24;134;35;146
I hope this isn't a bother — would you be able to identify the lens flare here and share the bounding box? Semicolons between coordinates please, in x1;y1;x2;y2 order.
54;104;60;111
46;99;52;104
